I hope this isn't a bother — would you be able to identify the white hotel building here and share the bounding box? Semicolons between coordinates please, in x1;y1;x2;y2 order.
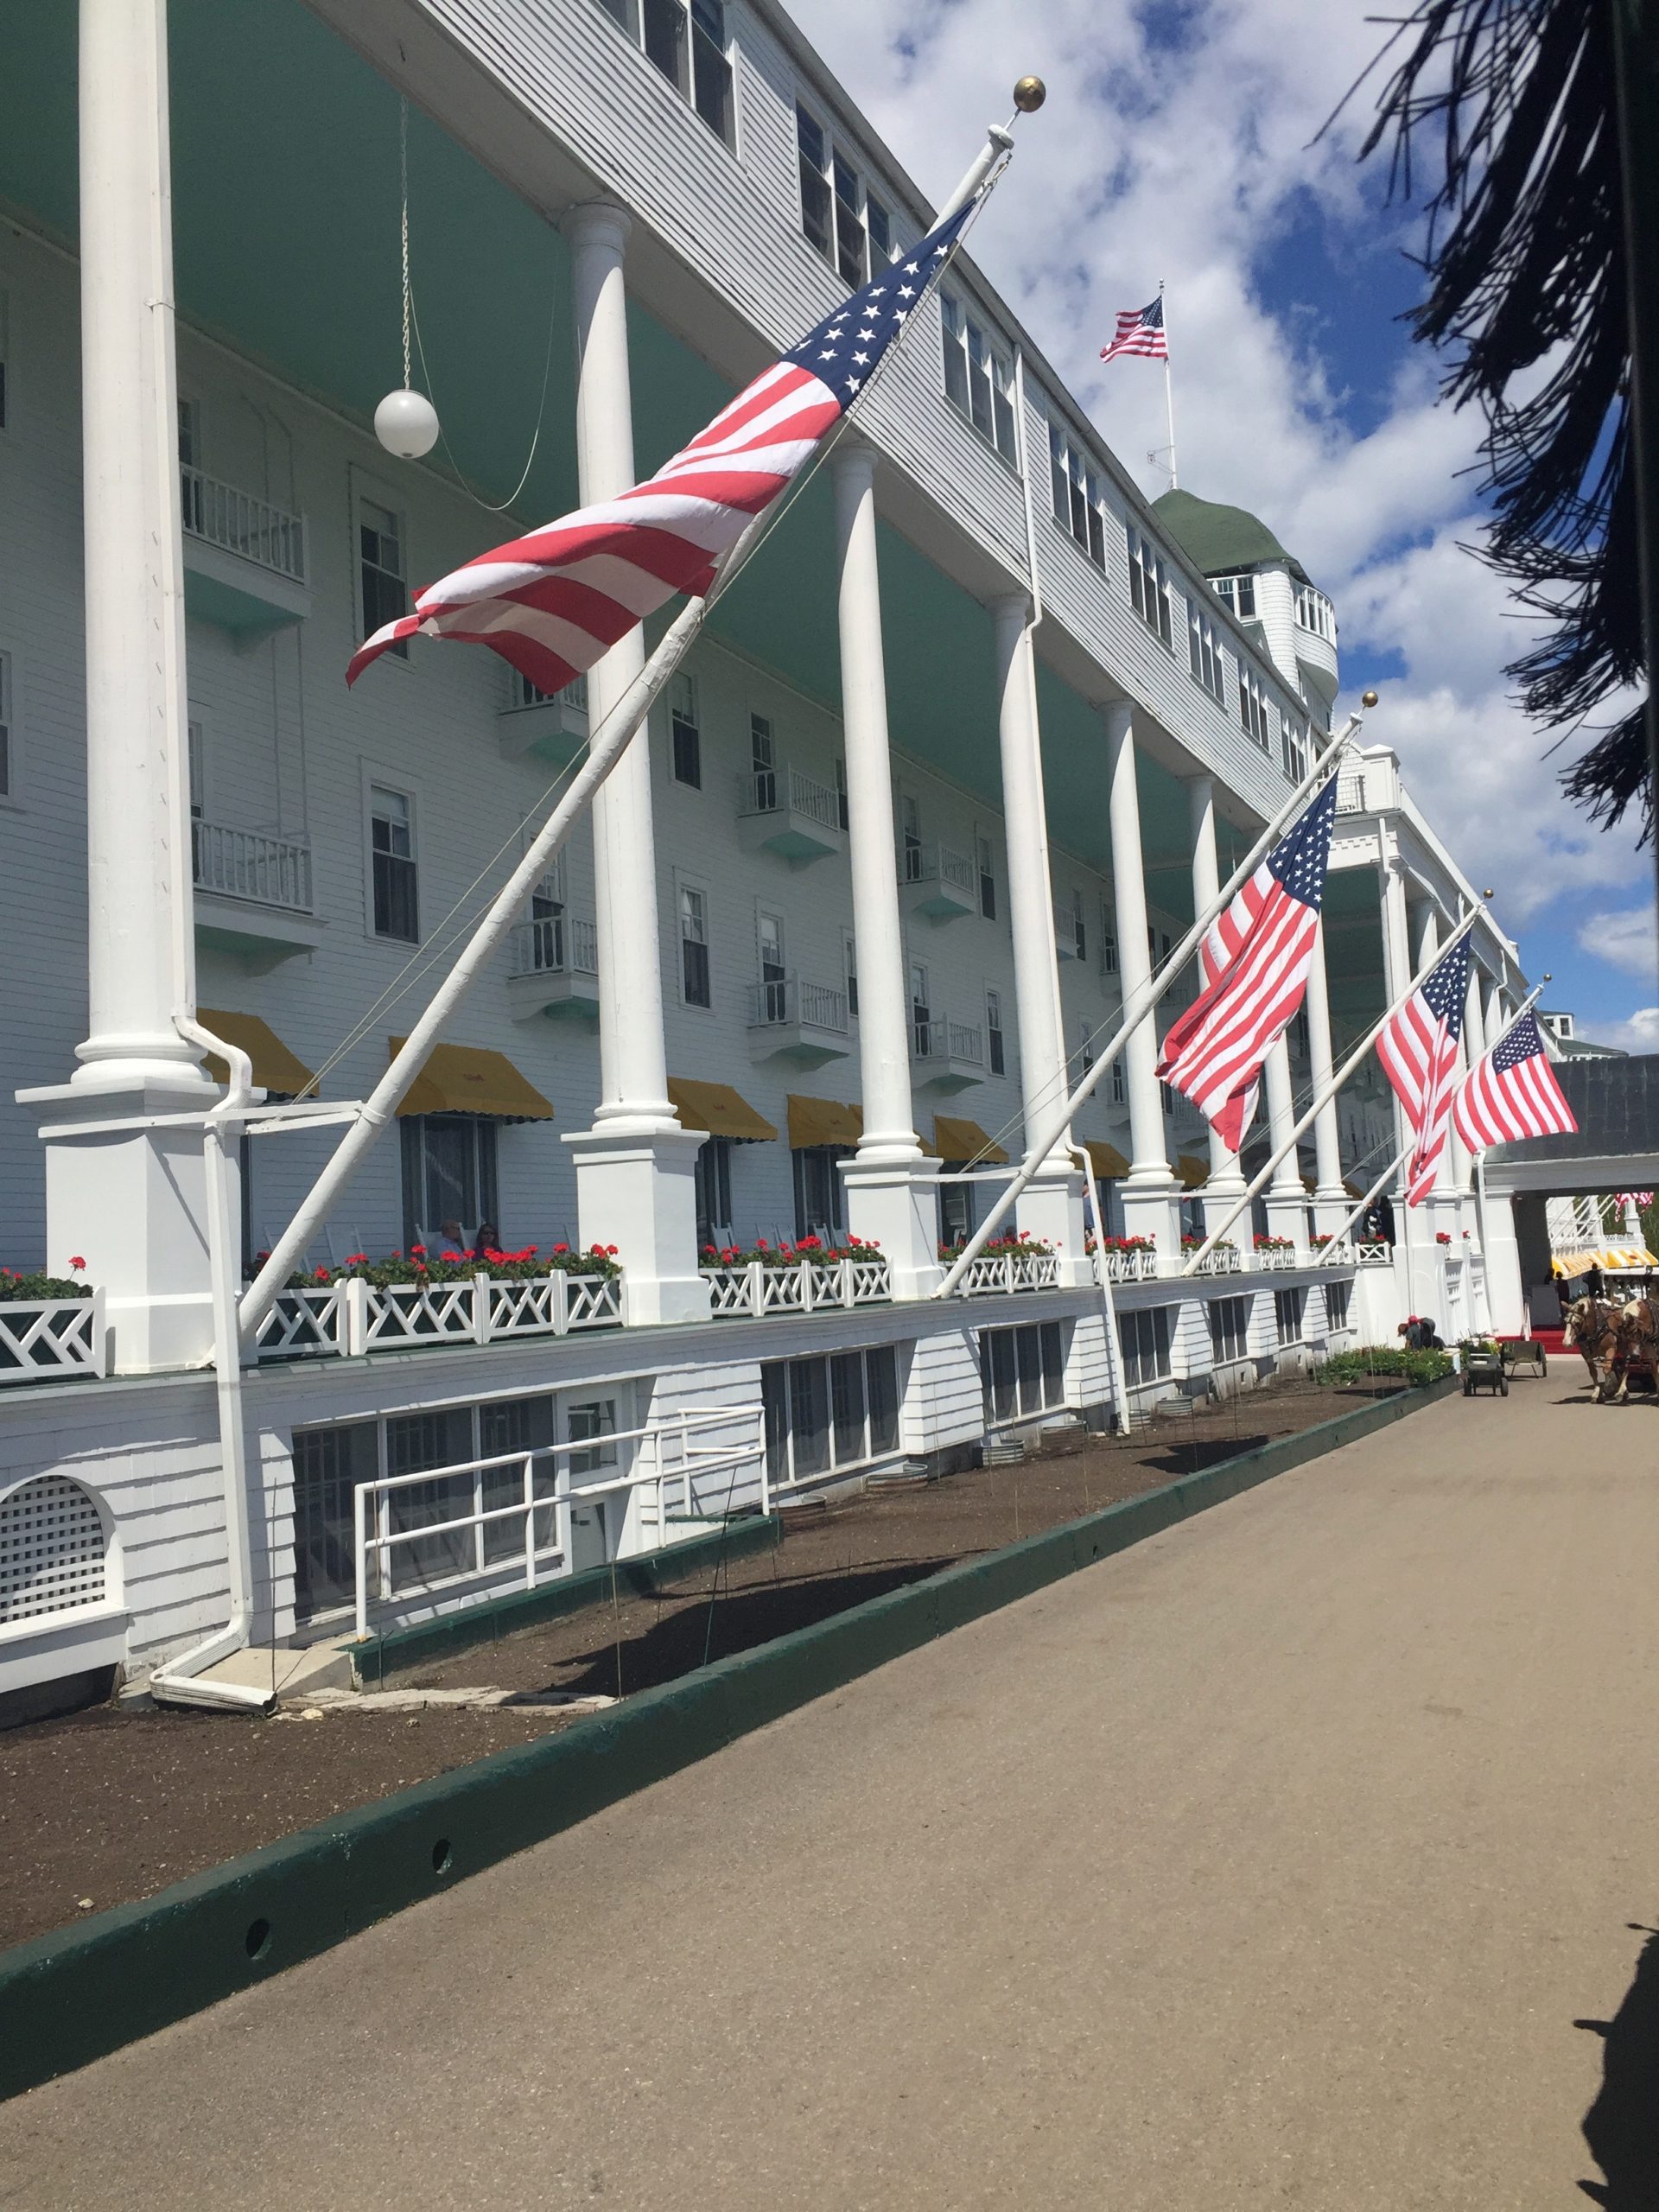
0;0;1533;1707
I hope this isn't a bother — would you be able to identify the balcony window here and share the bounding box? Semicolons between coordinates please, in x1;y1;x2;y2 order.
1188;600;1226;703
679;882;711;1008
671;672;701;787
1238;664;1272;749
1047;416;1107;569
986;988;1005;1076
796;104;891;286
1294;581;1336;642
980;1320;1065;1426
177;396;202;529
0;651;12;801
977;833;996;919
940;292;1017;463
1213;572;1257;620
1118;1305;1173;1387
910;961;931;1059
1208;1295;1249;1365
835;757;850;830
1128;527;1173;648
1274;1287;1306;1345
399;1113;499;1253
791;1144;849;1240
844;931;858;1020
1101;921;1118;976
762;1345;899;1489
0;288;9;433
359;498;408;657
601;0;734;147
900;792;924;883
1111;1059;1126;1105
695;1135;733;1246
1325;1280;1351;1332
1071;888;1088;964
1281;714;1307;782
757;908;786;1018
370;784;418;942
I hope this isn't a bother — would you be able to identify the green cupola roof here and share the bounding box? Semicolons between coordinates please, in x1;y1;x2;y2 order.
1152;487;1309;585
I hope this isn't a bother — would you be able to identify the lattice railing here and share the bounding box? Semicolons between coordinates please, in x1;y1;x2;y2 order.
1099;1248;1158;1283
958;1251;1060;1296
255;1272;622;1362
0;1292;106;1387
702;1257;892;1319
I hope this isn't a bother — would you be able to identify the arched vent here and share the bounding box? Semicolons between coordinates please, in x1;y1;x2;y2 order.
0;1475;110;1626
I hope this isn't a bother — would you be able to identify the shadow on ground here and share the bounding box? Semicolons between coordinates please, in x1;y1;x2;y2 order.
1577;1923;1659;2206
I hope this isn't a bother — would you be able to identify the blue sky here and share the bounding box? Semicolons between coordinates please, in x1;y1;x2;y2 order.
787;0;1659;1050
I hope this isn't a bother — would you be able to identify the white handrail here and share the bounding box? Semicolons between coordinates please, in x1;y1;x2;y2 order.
190;817;314;912
180;462;306;582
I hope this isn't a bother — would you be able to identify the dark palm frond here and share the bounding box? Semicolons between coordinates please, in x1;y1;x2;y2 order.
1342;0;1650;845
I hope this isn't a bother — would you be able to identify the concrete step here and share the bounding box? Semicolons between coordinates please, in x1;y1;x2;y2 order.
192;1637;358;1700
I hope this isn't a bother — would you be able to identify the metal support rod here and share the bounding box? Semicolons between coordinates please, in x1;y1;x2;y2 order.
933;715;1365;1300
1071;1142;1129;1434
1178;906;1484;1277
1611;0;1659;909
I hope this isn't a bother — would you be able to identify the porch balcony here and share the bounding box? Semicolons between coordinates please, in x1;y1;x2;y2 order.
191;817;322;968
506;912;600;1021
899;837;976;924
912;1014;985;1092
497;672;589;766
180;464;311;635
746;975;851;1066
735;761;845;865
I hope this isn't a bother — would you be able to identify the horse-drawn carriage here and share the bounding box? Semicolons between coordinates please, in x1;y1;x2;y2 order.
1562;1283;1659;1403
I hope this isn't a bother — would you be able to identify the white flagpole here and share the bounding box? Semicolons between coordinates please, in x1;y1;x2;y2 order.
1178;906;1485;1278
933;715;1366;1302
1160;281;1177;490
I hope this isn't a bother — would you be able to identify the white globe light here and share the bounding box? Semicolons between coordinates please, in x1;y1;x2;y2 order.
374;387;440;460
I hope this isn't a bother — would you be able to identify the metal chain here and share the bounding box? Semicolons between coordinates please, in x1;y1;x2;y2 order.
400;97;411;391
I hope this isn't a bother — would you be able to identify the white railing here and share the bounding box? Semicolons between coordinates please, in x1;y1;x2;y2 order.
747;976;849;1033
1357;1241;1392;1267
957;1250;1060;1296
1187;1246;1242;1276
191;818;314;912
181;464;306;582
0;1291;106;1387
1335;768;1368;815
255;1269;623;1363
505;670;588;716
702;1256;891;1318
1255;1246;1301;1271
912;1017;984;1070
509;913;599;979
739;761;841;830
1097;1247;1159;1283
901;836;976;893
352;1402;767;1637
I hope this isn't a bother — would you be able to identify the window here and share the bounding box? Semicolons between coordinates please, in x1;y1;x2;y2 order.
1187;600;1225;702
399;1114;499;1251
977;833;996;920
1128;527;1173;647
1071;888;1087;964
939;292;1017;463
291;1421;378;1619
909;960;931;1058
0;652;11;801
1160;1080;1175;1116
0;288;8;433
1281;714;1307;782
986;988;1005;1077
1118;1306;1173;1388
1213;572;1257;620
694;1136;733;1247
1208;1295;1249;1366
679;882;711;1007
792;1145;849;1239
835;757;850;830
370;784;418;942
940;1175;975;1247
479;1395;557;1566
1289;1007;1311;1061
796;104;889;285
671;672;701;788
377;1408;480;1595
1075;1019;1096;1088
980;1320;1066;1426
1294;581;1336;643
750;713;775;810
900;791;923;881
359;498;407;656
1101;920;1118;977
1274;1288;1306;1345
758;909;786;1018
601;0;734;147
1047;417;1107;569
843;931;858;1020
1325;1280;1351;1334
185;715;206;820
1111;1059;1126;1105
762;1345;900;1488
1238;664;1271;749
177;395;203;533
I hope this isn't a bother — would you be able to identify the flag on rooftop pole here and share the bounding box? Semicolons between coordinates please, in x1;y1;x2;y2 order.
1154;775;1339;1152
1452;1011;1580;1150
1100;292;1168;363
346;200;976;691
1376;931;1475;1204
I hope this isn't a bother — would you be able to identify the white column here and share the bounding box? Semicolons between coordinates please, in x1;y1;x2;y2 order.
1305;920;1348;1233
1262;1037;1310;1254
1186;777;1248;1249
558;202;708;1325
1103;702;1179;1257
18;0;219;1373
1406;900;1459;1330
1452;960;1486;1202
832;443;941;1298
990;595;1087;1283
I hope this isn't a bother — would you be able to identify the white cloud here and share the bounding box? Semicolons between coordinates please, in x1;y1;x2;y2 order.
1575;907;1659;983
1583;1007;1659;1055
786;0;1649;946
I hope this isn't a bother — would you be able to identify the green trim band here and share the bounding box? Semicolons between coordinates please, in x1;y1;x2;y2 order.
0;1376;1454;2102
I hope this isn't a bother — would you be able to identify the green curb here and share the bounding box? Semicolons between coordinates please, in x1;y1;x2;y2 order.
354;1510;781;1685
0;1376;1454;2102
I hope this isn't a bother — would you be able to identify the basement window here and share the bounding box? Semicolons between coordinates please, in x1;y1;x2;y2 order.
979;1320;1065;1427
761;1345;901;1488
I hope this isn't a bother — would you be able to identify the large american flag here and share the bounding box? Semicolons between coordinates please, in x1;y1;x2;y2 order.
1376;932;1472;1204
1155;776;1338;1151
1100;294;1168;364
1452;1011;1579;1150
347;203;975;692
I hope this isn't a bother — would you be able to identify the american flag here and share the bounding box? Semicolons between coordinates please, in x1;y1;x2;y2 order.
1452;1011;1579;1150
347;202;975;692
1100;294;1168;364
1376;932;1473;1204
1155;777;1338;1151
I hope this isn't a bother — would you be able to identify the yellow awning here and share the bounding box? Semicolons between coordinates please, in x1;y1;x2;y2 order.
1084;1141;1130;1179
390;1038;553;1121
1344;1179;1364;1200
198;1010;315;1097
933;1116;1009;1166
667;1077;777;1143
786;1093;862;1149
1177;1152;1210;1191
1301;1173;1319;1194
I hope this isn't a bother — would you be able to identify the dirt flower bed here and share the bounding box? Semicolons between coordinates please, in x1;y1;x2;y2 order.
0;1370;1412;1951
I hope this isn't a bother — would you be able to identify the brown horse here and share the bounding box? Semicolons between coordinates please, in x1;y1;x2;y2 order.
1564;1297;1628;1402
1617;1294;1658;1395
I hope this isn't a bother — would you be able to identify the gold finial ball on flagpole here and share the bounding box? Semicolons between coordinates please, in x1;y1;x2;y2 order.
1483;887;1495;899
1013;76;1046;111
1543;971;1553;982
1361;688;1379;709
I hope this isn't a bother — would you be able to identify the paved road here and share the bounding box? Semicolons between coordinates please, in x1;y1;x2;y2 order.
4;1385;1656;2209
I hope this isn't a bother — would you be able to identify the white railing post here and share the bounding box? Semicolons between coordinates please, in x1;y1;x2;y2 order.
550;1268;570;1336
353;1481;369;1640
89;1284;110;1377
523;1452;537;1591
343;1275;368;1357
473;1272;491;1345
747;1260;766;1317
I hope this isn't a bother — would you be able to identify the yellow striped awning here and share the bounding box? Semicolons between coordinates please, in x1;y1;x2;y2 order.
786;1094;863;1149
668;1077;777;1142
390;1038;553;1121
198;1010;315;1098
1177;1152;1210;1191
933;1116;1009;1166
1084;1141;1130;1179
